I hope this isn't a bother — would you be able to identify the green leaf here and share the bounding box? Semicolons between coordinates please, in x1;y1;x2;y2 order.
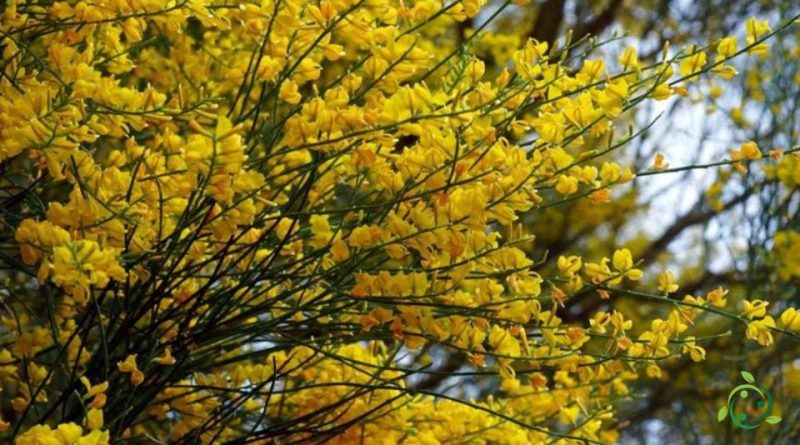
741;371;755;383
766;416;782;424
717;406;728;422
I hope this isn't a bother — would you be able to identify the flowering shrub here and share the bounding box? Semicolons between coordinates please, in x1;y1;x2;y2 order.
0;1;798;443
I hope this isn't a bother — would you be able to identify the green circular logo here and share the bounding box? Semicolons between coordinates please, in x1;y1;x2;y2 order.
717;371;781;429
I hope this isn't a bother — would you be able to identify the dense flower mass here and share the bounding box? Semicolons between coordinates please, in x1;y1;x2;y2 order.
0;0;799;443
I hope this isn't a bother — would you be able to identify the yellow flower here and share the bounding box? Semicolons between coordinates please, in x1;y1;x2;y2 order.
746;316;776;346
80;377;108;409
598;78;629;116
779;307;800;331
117;354;144;386
717;36;738;59
153;347;176;365
589;312;610;333
293;58;322;84
279;80;302;104
745;17;771;56
500;377;520;394
612;248;633;271
585;258;612;284
330;239;350;262
275;218;298;241
559;405;580;424
86;408;104;431
618;46;640;71
50;240;127;305
681;337;706;362
706;287;728;308
742;299;769;319
122;17;144;43
740;141;762;160
577;59;605;83
466;58;485;82
746;17;772;40
14;423;109;445
309;214;334;249
609;311;633;334
769;148;784;160
610;249;642;280
679;50;707;79
657;271;679;294
488;326;521;358
646;364;662;379
712;64;739;80
600;162;621;183
348;225;386;248
555;175;578;195
652;153;668;170
557;255;582;276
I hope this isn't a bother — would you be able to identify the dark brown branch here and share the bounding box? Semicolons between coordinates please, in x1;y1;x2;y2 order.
529;0;566;46
572;0;624;42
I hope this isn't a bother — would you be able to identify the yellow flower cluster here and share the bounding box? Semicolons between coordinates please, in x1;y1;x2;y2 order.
15;424;108;445
1;0;797;443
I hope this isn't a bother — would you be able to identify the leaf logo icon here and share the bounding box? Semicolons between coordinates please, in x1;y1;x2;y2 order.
718;371;781;429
